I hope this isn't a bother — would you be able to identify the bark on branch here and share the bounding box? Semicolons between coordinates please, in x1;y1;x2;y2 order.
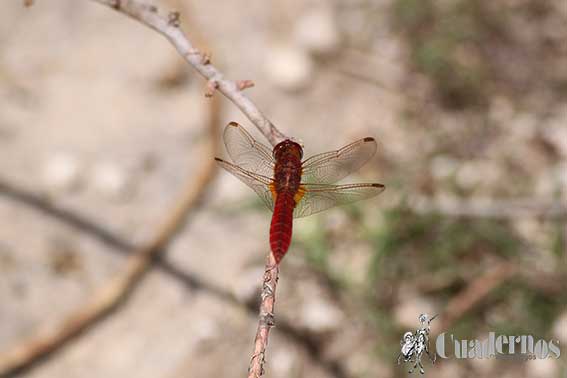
248;254;278;378
92;0;288;146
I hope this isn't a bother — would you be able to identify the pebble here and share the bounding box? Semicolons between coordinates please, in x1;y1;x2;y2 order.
42;152;83;193
264;44;313;91
191;317;219;347
294;7;341;56
91;162;132;200
299;298;343;333
270;348;297;378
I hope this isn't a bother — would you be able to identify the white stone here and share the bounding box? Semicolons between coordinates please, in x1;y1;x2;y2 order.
42;152;82;193
455;161;480;189
270;348;297;378
299;298;343;333
264;44;313;91
294;7;340;56
91;162;131;200
191;317;219;346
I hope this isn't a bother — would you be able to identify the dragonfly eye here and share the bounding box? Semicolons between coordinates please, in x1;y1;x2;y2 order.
273;140;303;160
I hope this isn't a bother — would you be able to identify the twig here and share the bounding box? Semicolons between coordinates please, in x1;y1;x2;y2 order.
91;0;288;147
237;80;255;91
439;261;517;330
248;254;278;378
0;87;221;378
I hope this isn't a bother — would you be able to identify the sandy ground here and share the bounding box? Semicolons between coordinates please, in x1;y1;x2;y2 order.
0;1;565;378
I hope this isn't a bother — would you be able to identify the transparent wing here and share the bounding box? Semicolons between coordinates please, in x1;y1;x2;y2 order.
293;182;385;218
215;158;275;211
301;137;377;184
222;122;275;178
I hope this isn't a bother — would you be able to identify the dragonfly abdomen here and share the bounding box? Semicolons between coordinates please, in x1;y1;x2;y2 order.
269;192;296;263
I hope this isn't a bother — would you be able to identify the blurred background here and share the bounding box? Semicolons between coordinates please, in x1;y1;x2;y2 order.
0;0;565;377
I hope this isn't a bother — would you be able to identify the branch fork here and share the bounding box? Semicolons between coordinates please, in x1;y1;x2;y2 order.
167;11;181;27
205;79;219;97
237;80;255;91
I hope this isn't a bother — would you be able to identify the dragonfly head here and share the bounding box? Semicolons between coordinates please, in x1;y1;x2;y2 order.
273;139;303;161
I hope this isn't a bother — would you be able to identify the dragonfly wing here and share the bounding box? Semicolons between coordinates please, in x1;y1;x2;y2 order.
215;158;275;212
301;137;377;184
222;122;275;178
293;182;385;218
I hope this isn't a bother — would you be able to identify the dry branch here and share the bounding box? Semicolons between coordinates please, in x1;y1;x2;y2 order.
91;0;288;146
248;254;278;378
439;261;517;330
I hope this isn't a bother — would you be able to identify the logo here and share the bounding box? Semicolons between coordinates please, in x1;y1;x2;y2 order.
436;333;560;360
397;313;561;374
397;313;437;374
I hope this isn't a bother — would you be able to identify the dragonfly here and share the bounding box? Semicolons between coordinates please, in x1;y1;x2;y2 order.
215;122;385;264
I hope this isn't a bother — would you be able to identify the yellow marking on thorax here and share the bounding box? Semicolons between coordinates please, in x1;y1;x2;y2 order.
269;182;277;201
294;185;306;205
294;166;304;204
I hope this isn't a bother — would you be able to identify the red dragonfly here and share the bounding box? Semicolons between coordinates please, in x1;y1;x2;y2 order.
215;122;385;264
